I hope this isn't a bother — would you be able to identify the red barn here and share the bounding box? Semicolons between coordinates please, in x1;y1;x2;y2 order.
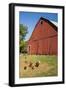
27;17;58;55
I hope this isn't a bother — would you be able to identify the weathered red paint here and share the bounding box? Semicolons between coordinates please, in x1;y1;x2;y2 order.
27;17;58;55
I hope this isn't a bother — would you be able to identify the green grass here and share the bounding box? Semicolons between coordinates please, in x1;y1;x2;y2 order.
19;54;58;77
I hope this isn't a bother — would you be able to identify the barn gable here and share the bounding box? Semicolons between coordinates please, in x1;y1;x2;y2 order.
27;17;58;55
28;17;58;42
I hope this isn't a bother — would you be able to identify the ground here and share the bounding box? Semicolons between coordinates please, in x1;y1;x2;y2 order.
19;54;58;78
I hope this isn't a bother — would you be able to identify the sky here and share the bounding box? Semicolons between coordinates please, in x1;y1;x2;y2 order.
19;11;58;41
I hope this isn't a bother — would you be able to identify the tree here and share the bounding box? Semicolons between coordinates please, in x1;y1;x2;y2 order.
19;24;28;53
19;40;27;53
20;24;28;40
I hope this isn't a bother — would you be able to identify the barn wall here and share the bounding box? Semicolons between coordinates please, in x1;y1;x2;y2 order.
28;19;58;55
49;36;58;55
28;20;57;41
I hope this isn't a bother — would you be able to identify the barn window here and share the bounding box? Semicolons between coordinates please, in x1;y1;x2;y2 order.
28;46;30;52
41;20;43;24
28;45;31;54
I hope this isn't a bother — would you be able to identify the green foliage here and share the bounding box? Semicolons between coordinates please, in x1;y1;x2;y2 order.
19;40;27;53
19;24;28;53
20;24;28;40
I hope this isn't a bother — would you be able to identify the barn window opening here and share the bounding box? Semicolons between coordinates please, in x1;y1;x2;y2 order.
41;20;43;24
28;46;30;52
28;45;31;54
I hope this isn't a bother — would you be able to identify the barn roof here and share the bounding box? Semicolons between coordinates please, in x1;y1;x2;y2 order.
39;17;58;31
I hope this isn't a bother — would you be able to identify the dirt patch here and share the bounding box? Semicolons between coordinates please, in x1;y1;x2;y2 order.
19;55;57;78
19;59;51;78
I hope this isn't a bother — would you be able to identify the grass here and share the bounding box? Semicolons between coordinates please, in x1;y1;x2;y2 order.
19;54;58;78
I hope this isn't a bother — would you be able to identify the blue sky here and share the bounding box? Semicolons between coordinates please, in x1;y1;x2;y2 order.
19;11;58;41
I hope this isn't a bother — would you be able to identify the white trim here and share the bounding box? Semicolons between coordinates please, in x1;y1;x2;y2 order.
15;6;63;84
